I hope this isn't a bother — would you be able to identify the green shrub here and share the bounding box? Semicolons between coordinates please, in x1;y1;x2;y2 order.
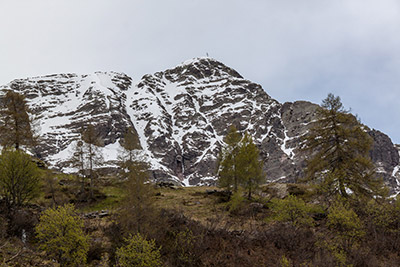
227;190;246;214
0;149;40;208
327;200;365;247
280;255;292;267
319;200;365;266
116;233;162;267
267;195;318;227
364;199;392;230
35;204;89;266
173;228;197;265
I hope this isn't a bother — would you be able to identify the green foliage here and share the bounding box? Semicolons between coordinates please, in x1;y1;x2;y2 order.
313;199;365;266
365;200;392;230
236;132;264;199
118;128;157;235
120;127;141;163
280;255;293;267
35;204;89;266
327;200;365;243
81;181;125;212
0;89;34;150
323;242;349;267
365;198;400;234
325;199;365;261
116;233;162;267
119;160;156;234
217;126;264;198
173;228;197;265
267;195;318;227
0;149;40;208
303;93;385;201
217;125;242;192
227;190;246;214
387;196;400;230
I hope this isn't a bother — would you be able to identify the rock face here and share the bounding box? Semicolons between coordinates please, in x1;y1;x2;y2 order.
0;72;134;170
126;58;281;185
1;58;400;193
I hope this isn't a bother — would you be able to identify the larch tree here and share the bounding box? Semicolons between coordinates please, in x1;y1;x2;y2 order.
217;126;264;198
118;127;142;179
302;93;385;201
71;140;86;193
71;123;104;199
236;132;264;199
119;127;141;166
0;90;34;150
118;128;155;234
82;124;104;198
118;160;156;234
217;125;242;193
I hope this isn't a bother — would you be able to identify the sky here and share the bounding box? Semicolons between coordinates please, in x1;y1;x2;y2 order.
1;0;400;142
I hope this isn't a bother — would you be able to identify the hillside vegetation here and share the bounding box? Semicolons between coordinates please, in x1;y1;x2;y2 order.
1;89;400;266
2;179;400;266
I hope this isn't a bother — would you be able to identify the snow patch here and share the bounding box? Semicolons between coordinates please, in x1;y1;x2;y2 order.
280;130;294;159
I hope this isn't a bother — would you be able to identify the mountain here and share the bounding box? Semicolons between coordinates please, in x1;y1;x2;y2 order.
1;58;400;193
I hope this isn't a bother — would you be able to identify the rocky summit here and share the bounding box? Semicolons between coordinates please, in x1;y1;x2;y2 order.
1;58;400;193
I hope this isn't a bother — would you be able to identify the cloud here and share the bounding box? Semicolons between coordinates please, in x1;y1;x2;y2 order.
1;0;400;141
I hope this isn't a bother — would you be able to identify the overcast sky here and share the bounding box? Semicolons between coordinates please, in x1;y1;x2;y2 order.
1;1;400;142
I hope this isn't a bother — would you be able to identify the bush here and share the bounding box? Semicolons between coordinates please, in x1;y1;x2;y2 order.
327;200;365;248
116;233;162;267
35;204;89;266
267;195;319;227
319;200;365;266
172;228;197;266
227;190;246;214
0;149;40;209
279;255;292;267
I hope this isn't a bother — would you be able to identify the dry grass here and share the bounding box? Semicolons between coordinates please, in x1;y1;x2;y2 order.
155;186;222;221
153;186;267;232
0;237;58;266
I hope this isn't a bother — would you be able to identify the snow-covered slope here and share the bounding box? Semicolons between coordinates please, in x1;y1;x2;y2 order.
0;72;133;170
126;58;283;185
1;58;400;192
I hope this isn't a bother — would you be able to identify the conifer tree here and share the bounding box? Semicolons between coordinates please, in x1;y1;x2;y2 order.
217;126;264;198
119;160;155;234
70;123;103;199
71;140;86;193
118;128;155;234
302;93;385;200
119;127;141;172
0;90;34;150
81;124;103;198
237;132;264;199
217;125;242;193
120;127;141;164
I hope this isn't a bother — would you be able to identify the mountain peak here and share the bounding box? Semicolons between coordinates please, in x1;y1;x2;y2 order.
1;58;399;193
165;57;243;80
178;57;214;66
